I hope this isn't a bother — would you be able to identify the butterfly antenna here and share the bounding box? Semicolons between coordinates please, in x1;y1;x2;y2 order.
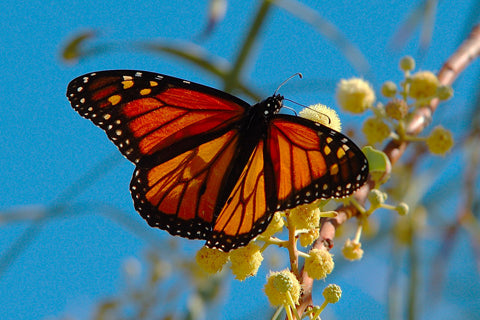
283;98;308;116
305;104;332;124
284;98;332;124
274;73;303;96
282;105;298;116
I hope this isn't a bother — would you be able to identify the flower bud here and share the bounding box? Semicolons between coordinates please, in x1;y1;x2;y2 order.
437;85;453;101
426;126;454;156
399;56;415;72
322;284;342;303
381;81;397;98
264;270;301;306
396;202;409;216
368;189;387;207
261;211;284;238
385;99;408;120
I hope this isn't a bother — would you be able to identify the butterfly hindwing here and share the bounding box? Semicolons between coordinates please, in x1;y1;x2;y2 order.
206;115;369;250
130;129;241;241
207;140;277;251
267;115;369;211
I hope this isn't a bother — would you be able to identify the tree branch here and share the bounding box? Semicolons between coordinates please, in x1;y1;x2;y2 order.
296;23;480;317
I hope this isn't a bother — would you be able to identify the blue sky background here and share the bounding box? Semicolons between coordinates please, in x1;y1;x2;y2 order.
1;0;480;319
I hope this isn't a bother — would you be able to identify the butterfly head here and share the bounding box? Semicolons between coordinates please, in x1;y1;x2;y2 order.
261;94;284;117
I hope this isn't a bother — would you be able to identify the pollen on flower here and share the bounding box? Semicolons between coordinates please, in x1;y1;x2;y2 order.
304;248;334;280
426;125;454;156
229;243;263;281
322;284;342;304
196;246;229;274
300;104;342;132
288;202;321;230
362;117;391;145
264;269;301;307
342;238;364;261
336;78;375;114
299;228;320;247
408;71;439;100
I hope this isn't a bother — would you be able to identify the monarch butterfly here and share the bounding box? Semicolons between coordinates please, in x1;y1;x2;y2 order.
67;70;368;251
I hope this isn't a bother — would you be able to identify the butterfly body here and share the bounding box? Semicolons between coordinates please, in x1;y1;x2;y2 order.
67;70;368;251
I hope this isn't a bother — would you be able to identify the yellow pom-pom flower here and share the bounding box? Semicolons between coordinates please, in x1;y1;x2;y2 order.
300;104;342;132
229;243;263;281
196;246;229;274
426;125;454;156
304;248;334;279
408;71;439;100
362;117;391;145
264;269;301;307
288;202;321;230
260;211;284;238
322;284;342;304
299;228;320;247
342;238;364;261
336;78;375;114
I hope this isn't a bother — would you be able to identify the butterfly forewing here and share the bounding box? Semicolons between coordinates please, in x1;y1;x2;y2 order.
67;70;248;164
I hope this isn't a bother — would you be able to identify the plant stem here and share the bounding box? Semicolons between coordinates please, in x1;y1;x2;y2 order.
286;214;299;277
224;0;272;92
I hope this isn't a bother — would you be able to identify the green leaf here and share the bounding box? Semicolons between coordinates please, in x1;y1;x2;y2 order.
362;146;391;185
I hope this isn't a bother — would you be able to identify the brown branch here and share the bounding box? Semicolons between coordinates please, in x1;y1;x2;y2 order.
296;23;480;317
287;214;300;277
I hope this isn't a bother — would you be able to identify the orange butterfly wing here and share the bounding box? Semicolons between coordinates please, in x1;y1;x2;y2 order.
206;115;368;251
130;129;240;240
267;116;369;208
208;140;273;250
67;71;369;252
67;70;247;164
67;70;252;244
